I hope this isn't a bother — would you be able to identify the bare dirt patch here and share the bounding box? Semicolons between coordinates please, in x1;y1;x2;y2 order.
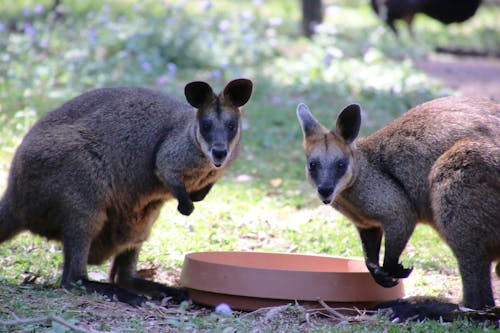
415;55;500;101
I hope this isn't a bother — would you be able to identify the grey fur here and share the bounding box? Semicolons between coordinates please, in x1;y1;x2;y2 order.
0;78;253;305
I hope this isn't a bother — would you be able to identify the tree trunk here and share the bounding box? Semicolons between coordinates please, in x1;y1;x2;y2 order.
301;0;324;38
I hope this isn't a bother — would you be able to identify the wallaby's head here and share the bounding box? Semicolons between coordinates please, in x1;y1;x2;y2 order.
185;78;253;168
296;103;361;204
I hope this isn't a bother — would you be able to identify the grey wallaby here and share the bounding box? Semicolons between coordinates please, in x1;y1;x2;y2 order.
296;96;500;309
0;78;253;305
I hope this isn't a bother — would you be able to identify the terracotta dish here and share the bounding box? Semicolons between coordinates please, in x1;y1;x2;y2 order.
180;251;404;311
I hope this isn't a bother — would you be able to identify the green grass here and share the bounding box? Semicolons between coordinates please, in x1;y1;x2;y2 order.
0;0;499;332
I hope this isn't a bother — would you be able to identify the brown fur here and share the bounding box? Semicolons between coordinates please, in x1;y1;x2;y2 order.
297;96;500;309
0;79;253;305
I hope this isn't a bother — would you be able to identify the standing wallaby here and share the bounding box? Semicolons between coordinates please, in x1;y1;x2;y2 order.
296;96;500;309
0;78;253;305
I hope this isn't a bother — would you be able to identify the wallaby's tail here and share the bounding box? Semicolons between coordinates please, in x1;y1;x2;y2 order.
0;196;22;243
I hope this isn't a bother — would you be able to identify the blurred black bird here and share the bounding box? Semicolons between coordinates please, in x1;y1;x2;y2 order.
370;0;482;35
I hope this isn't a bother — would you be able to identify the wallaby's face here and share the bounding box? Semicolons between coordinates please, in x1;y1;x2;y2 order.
185;79;253;168
297;103;361;204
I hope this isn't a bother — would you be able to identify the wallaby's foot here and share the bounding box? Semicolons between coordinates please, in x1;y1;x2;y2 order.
151;285;189;303
113;276;189;303
384;262;413;279
366;262;399;288
65;279;147;306
177;200;194;216
376;297;460;322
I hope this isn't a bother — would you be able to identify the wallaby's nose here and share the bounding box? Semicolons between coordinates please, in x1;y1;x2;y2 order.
317;186;334;199
212;149;227;162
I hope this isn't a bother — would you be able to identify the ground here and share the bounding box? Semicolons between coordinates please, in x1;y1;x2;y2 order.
416;54;500;101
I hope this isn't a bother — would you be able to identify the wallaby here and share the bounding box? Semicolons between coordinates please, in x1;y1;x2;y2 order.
0;78;253;305
296;96;500;309
370;0;481;35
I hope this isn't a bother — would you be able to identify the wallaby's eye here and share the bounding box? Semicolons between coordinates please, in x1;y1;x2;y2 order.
226;121;237;132
308;161;318;172
201;120;212;132
336;159;348;174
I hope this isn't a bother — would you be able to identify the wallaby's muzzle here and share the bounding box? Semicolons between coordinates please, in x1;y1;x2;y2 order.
210;145;228;168
317;185;335;204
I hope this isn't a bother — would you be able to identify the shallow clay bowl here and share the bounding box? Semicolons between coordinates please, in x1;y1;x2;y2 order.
180;251;404;311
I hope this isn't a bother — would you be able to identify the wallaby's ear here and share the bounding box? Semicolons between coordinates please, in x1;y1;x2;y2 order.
334;104;361;144
223;78;253;107
297;103;322;138
185;81;215;109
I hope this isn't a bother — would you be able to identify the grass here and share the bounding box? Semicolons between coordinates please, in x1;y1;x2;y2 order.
0;0;499;332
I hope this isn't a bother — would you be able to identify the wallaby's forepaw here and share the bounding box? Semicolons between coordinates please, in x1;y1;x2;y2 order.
189;192;205;202
177;201;194;216
367;262;399;288
384;262;413;279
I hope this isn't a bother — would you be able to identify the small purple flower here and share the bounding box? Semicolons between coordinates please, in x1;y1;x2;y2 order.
0;23;5;32
323;53;333;67
211;69;221;79
218;20;230;33
88;28;97;46
200;1;212;11
119;50;130;58
141;61;152;72
99;15;109;24
167;62;177;76
265;28;276;37
165;17;176;26
24;23;36;37
22;8;31;17
253;0;263;7
242;34;253;44
34;4;45;15
268;17;282;27
241;11;253;21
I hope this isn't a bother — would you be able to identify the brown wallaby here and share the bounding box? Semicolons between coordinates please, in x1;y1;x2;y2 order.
296;96;500;309
0;78;253;305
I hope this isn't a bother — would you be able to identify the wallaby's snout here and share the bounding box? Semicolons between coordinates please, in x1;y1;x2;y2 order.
185;78;253;168
211;146;228;167
317;185;334;203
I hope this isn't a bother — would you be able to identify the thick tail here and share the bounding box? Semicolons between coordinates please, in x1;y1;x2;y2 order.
0;196;22;243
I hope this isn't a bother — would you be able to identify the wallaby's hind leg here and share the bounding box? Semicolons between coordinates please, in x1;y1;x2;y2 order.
0;197;23;243
110;247;188;302
430;138;500;309
60;212;146;306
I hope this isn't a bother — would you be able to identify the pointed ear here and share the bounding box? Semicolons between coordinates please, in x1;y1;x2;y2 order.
184;81;215;108
296;103;322;138
334;104;361;144
223;78;253;107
